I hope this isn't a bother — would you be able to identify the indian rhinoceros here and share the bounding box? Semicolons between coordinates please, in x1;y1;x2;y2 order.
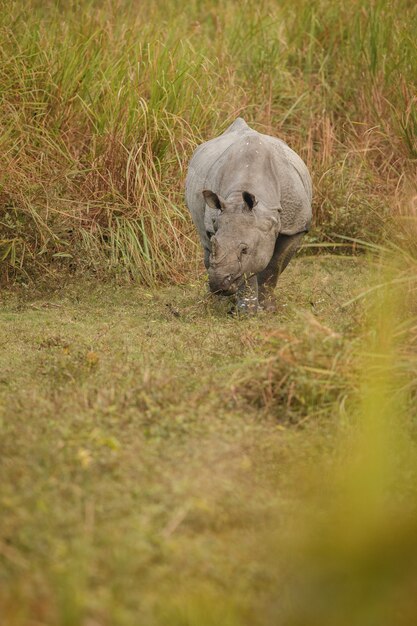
185;118;312;312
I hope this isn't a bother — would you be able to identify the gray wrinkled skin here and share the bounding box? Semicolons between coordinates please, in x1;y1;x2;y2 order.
185;118;312;313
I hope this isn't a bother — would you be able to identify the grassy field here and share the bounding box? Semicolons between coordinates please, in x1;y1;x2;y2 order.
1;0;416;283
1;255;417;625
1;0;417;624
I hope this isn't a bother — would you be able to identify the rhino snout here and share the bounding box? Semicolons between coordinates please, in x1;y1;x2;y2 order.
208;271;239;295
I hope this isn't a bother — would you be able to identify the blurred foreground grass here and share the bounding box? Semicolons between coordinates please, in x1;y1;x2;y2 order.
1;254;416;625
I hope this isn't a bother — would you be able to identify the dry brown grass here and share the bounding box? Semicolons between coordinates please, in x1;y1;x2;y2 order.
1;0;416;284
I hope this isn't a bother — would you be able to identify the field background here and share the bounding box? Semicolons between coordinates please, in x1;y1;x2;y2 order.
1;0;416;284
1;1;417;625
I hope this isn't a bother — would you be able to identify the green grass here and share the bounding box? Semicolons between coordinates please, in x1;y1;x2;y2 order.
1;0;416;283
0;258;368;624
1;1;417;624
1;255;417;625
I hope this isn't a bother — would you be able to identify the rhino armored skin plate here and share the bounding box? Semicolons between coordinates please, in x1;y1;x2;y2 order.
185;118;312;313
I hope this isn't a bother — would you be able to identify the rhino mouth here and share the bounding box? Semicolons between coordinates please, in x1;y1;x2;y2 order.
208;273;242;296
216;284;239;297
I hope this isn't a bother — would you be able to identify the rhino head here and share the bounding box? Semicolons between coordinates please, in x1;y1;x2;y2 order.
203;190;281;295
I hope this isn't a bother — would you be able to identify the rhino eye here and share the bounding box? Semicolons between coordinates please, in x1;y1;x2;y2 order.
206;230;213;240
240;245;249;255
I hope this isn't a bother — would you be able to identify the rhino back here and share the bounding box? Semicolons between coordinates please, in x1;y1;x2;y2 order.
261;134;312;234
185;118;252;243
185;119;312;241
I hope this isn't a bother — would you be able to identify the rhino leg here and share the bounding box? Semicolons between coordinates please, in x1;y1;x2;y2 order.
236;275;259;314
258;232;305;311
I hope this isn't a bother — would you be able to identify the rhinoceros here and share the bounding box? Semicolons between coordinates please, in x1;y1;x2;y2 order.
185;118;312;312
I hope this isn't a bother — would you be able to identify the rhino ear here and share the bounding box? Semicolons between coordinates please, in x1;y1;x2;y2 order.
242;191;258;211
202;190;225;211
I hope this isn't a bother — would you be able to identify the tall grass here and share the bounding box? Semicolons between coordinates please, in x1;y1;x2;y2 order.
1;0;416;284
